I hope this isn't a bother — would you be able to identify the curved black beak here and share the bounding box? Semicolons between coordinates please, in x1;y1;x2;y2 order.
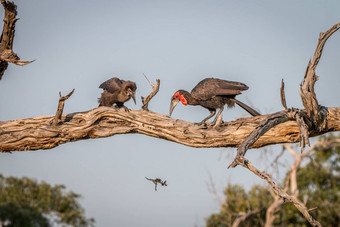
129;90;136;105
169;97;180;116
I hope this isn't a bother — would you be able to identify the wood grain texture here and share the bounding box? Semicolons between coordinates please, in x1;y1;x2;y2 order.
0;107;339;152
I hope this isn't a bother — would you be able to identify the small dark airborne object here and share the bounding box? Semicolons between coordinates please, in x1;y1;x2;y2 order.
145;177;167;191
98;77;137;111
169;78;260;126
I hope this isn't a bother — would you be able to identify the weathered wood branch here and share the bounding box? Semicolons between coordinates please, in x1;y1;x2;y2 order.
228;108;315;168
280;79;287;110
52;89;75;126
0;0;33;80
226;22;339;226
265;143;315;227
300;22;340;130
237;158;321;226
265;139;340;226
0;107;339;152
141;74;160;111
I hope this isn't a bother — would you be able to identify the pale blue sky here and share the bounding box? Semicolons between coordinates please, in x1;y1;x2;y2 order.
0;0;339;226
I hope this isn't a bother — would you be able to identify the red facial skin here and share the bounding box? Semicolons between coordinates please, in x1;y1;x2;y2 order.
174;91;187;105
180;96;187;105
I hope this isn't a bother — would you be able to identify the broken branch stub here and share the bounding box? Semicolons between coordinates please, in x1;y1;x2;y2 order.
141;74;160;111
52;89;75;126
280;79;288;110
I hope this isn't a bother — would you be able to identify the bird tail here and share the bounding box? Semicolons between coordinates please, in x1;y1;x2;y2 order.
230;98;261;116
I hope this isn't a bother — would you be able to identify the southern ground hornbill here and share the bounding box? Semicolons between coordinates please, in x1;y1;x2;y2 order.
169;78;260;125
98;77;137;110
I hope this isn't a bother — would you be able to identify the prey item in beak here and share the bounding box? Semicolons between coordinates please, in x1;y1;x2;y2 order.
169;97;180;116
129;90;136;104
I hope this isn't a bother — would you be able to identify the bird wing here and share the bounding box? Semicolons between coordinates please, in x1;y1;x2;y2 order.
99;77;123;93
191;78;249;100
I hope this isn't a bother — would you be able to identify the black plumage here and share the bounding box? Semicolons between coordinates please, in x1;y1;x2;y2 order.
169;78;260;125
98;77;137;109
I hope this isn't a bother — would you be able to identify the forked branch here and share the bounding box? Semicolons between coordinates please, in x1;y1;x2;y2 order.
228;22;340;226
300;22;340;130
52;89;75;126
237;158;321;226
141;73;160;111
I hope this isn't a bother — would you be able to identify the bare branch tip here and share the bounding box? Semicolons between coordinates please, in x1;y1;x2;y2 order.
280;78;287;110
143;73;152;85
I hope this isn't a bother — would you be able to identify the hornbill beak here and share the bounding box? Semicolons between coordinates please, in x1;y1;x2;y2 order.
169;97;180;116
129;90;136;104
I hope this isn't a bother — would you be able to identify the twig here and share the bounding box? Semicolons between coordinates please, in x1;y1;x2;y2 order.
52;89;75;126
206;171;224;205
232;208;263;227
280;79;287;110
308;207;318;212
140;73;160;111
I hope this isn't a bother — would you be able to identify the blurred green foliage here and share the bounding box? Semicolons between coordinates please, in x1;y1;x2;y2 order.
206;133;340;226
0;175;94;227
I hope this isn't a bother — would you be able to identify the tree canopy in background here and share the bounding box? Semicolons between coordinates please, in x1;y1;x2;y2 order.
206;133;340;226
0;174;94;227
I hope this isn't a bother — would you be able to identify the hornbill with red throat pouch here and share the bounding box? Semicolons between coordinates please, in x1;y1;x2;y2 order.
169;78;260;125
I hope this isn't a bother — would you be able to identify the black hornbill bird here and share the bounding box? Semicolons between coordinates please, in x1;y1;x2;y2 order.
169;78;260;125
98;77;137;110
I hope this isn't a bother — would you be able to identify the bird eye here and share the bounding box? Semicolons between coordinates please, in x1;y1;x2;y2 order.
174;91;180;99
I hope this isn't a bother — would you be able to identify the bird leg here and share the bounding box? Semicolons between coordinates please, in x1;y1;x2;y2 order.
115;103;130;112
198;109;216;125
211;107;224;126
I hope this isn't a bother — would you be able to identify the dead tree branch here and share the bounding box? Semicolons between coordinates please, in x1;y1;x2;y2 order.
227;22;340;226
265;138;340;226
0;0;33;80
237;158;321;226
228;108;313;168
0;107;339;152
232;208;263;227
141;73;160;111
52;89;75;126
300;22;340;131
280;79;287;110
265;143;315;227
